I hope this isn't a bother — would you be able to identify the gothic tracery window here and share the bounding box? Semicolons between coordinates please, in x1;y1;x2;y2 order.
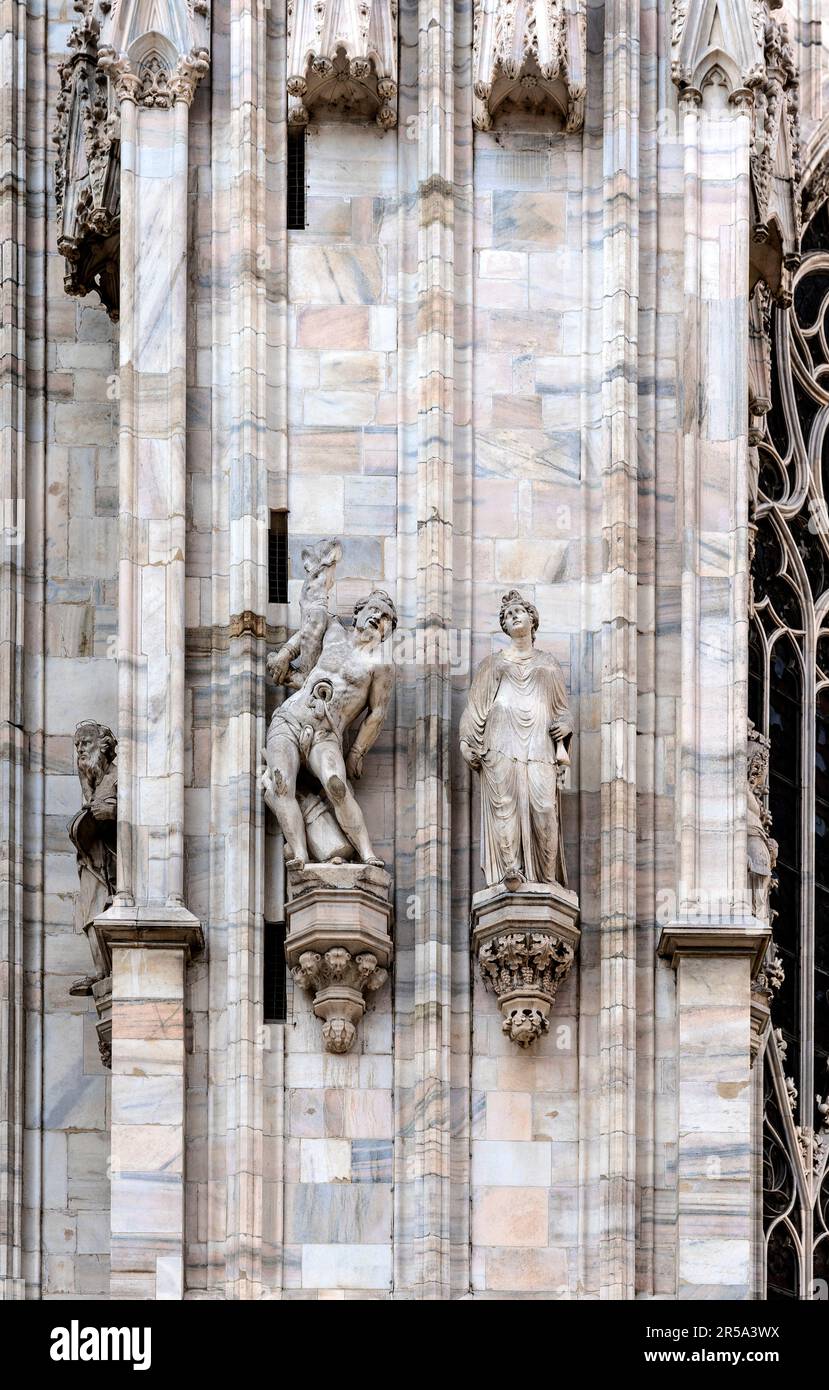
751;199;829;1300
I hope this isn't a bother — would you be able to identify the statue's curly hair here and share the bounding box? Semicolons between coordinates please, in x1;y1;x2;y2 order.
74;720;117;766
353;588;399;632
499;589;539;643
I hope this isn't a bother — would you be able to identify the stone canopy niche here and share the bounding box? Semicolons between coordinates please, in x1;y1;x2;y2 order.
287;0;399;129
472;0;587;133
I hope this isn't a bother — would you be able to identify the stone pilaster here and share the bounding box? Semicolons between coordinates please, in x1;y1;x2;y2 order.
90;913;202;1299
667;0;766;1300
0;0;27;1303
220;0;277;1301
93;0;210;1299
599;0;639;1301
410;0;456;1300
658;924;769;1298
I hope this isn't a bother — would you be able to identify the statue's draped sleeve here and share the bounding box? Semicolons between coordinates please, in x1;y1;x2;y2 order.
459;653;499;757
542;651;573;742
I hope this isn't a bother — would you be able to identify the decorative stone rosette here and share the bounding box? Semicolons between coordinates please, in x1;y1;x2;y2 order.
471;880;580;1049
285;862;393;1054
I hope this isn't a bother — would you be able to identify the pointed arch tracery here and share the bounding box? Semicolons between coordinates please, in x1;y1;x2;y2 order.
752;194;829;1300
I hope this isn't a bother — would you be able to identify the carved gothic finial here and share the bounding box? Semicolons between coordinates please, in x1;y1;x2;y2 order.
287;0;398;129
472;0;586;133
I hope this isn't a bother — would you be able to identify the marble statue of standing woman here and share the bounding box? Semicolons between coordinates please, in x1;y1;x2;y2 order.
460;590;572;891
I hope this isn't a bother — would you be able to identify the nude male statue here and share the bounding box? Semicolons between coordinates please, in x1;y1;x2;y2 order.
262;587;397;869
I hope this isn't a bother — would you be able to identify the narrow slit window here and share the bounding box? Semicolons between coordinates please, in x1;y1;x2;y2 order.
287;128;306;231
263;921;287;1023
268;510;288;605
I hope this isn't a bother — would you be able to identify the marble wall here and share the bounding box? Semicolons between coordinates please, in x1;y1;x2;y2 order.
20;7;119;1298
5;0;829;1302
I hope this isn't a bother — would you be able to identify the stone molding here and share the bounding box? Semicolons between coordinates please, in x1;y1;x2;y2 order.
472;0;586;133
471;881;580;1048
285;863;393;1053
91;901;205;975
287;0;398;128
657;920;771;977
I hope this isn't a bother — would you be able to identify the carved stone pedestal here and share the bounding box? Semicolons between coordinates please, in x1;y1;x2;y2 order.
286;863;393;1054
471;881;580;1047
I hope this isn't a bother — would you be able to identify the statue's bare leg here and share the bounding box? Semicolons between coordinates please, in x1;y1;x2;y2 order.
263;728;308;867
307;741;383;867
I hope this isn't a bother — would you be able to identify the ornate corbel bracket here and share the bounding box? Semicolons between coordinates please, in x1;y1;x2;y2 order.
285;863;393;1054
287;0;398;129
471;882;580;1048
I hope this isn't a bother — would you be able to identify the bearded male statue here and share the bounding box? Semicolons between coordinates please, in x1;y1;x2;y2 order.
68;720;117;994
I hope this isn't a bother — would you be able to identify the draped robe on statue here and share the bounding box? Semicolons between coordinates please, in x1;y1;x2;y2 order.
460;649;571;887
